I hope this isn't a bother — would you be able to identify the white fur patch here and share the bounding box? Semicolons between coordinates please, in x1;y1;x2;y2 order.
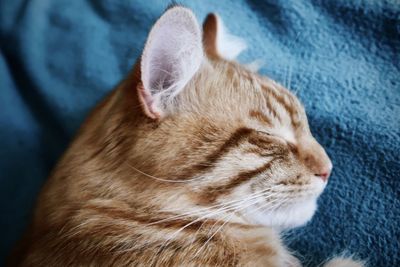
241;176;326;229
272;126;296;144
215;15;247;60
244;198;318;229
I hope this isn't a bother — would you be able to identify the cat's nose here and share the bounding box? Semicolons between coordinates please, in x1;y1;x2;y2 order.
312;158;332;182
315;168;331;182
298;138;332;182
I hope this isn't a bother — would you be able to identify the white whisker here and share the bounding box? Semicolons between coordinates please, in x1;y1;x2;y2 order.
127;163;203;183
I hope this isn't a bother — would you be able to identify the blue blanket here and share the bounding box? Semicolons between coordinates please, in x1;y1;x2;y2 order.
1;0;399;266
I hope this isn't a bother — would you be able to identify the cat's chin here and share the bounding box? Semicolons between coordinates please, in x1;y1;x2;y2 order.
242;198;318;229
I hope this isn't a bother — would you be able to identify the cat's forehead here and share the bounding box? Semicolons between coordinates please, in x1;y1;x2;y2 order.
199;60;304;113
207;60;300;102
183;60;309;144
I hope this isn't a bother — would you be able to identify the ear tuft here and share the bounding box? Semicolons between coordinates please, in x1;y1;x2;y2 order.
203;13;247;61
139;6;203;119
244;59;265;72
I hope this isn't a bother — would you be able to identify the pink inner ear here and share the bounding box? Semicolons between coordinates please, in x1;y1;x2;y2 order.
137;83;161;120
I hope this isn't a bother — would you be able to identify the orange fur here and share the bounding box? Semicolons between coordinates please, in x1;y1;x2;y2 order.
9;6;363;267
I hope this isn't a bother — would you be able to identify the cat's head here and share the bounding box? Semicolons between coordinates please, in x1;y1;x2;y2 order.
127;6;332;229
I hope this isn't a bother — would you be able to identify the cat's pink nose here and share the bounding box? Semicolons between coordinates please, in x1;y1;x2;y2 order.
316;171;331;182
297;137;333;182
315;162;332;181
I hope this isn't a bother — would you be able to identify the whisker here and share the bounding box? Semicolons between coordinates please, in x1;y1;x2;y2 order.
158;190;285;227
192;191;283;258
147;188;281;226
127;163;203;183
288;63;293;90
153;189;276;251
191;212;236;259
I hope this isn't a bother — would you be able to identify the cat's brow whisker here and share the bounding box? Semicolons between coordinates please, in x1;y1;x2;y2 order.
288;63;293;90
285;61;289;89
282;31;301;90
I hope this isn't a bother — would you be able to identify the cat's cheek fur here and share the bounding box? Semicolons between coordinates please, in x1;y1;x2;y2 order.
243;198;319;229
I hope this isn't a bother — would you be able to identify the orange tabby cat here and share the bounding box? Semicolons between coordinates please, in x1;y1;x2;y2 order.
11;6;364;267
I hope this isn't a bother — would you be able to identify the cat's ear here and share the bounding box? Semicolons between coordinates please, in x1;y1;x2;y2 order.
202;13;247;61
138;6;203;119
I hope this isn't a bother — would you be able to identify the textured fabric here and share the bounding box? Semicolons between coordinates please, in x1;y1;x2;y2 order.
0;0;399;266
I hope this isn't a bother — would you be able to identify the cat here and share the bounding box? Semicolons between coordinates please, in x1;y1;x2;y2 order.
10;5;364;267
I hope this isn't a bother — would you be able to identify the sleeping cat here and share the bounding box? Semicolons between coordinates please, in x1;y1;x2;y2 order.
11;6;364;267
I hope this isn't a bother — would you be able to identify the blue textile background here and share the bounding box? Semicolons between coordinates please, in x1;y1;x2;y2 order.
0;0;399;266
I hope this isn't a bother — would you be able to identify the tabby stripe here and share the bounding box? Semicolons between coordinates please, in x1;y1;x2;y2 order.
176;127;254;180
84;205;252;231
248;134;274;149
265;85;301;129
264;94;281;121
249;110;272;126
199;157;281;204
248;135;287;156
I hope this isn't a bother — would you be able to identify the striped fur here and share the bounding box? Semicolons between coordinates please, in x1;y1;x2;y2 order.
10;6;363;267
